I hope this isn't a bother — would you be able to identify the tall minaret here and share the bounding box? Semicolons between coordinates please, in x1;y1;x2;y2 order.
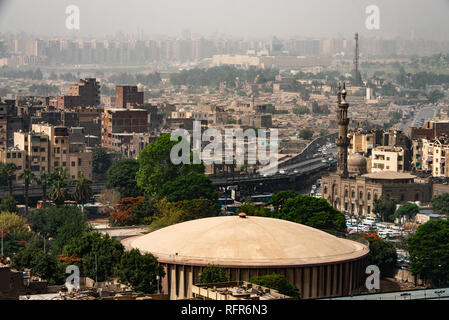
336;83;350;178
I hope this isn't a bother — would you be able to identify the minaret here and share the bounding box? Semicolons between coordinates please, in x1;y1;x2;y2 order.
353;32;363;86
336;83;350;178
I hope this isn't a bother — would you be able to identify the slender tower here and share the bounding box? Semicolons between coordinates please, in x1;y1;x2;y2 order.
336;83;350;178
353;32;363;86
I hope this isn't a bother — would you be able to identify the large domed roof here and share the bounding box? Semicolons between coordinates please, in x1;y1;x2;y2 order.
125;216;368;267
348;153;368;174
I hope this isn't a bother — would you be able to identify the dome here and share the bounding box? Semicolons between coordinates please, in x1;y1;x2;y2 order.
126;216;368;267
348;153;367;174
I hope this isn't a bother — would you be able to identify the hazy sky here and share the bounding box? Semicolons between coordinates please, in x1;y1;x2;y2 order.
1;0;449;40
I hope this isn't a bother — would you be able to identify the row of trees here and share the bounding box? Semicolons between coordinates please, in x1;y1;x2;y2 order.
169;66;277;88
0;163;93;216
1;206;164;293
238;190;346;234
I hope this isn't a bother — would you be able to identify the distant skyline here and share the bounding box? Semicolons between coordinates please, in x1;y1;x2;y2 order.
0;0;449;40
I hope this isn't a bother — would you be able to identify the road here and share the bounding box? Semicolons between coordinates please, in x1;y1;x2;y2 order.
399;105;437;133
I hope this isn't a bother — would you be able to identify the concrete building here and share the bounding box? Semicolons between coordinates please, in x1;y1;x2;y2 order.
322;86;431;216
371;146;406;173
7;124;93;180
101;108;148;150
192;281;292;300
0;147;26;182
115;86;144;108
68;78;100;107
123;215;369;300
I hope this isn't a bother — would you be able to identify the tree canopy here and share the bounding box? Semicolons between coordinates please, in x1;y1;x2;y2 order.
116;249;165;294
373;195;398;222
198;265;229;284
275;195;346;234
431;193;449;215
249;274;300;299
62;232;124;282
408;219;449;286
106;159;142;198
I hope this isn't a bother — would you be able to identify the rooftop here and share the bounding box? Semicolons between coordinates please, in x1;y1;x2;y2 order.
125;216;368;267
362;171;416;180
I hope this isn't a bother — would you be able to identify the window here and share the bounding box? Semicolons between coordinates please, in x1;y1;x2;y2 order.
18;153;22;158
351;190;355;198
367;192;371;200
62;162;66;167
12;153;16;158
41;157;45;161
415;193;419;201
54;161;59;167
71;162;76;167
359;191;363;199
6;153;10;159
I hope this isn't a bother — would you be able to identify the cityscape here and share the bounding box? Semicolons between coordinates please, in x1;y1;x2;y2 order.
1;0;449;310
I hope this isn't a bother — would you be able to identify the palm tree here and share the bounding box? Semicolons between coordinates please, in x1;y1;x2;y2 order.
49;179;68;207
1;163;18;197
73;172;93;213
35;172;51;207
52;167;69;182
20;169;35;217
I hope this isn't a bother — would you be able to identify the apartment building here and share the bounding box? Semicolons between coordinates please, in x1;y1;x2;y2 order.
371;146;406;173
6;124;92;181
101;108;148;150
68;78;100;107
115;86;144;108
0;147;26;183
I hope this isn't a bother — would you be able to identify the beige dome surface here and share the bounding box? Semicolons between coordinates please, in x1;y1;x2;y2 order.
348;153;367;167
126;216;368;267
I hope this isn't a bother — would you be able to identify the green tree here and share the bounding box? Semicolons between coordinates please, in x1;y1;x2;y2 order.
269;190;298;210
292;105;310;115
12;244;65;285
35;173;51;207
62;232;124;282
237;203;271;217
393;202;419;222
20;169;34;217
49;179;69;207
1;163;18;197
198;265;229;284
427;90;445;104
249;273;300;299
159;172;217;203
106;159;142;198
408;219;449;286
366;239;398;277
276;195;346;234
92;147;112;180
30;206;88;239
73;172;93;213
0;211;28;236
373;195;398;222
0;196;18;213
116;249;165;294
298;128;314;140
431;193;449;214
136;134;204;195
